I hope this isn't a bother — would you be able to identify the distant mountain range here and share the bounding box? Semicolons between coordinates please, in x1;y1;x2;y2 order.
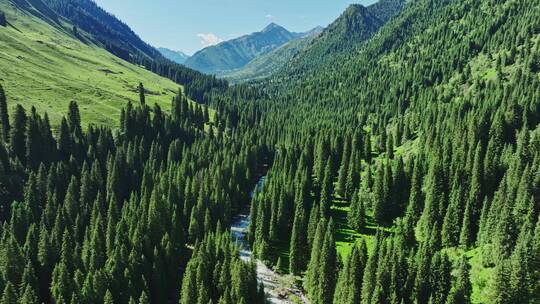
158;48;190;64
223;0;405;82
223;27;323;82
184;23;321;75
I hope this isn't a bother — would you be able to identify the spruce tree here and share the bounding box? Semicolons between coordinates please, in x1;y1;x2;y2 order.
446;256;471;304
315;219;337;304
0;84;9;142
320;159;334;218
1;282;18;304
348;187;368;231
138;83;146;106
336;139;350;198
305;219;326;296
67;100;82;137
9;104;26;162
372;162;387;225
289;200;306;275
0;11;6;27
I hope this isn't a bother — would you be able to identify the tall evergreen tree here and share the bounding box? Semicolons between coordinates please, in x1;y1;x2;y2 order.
138;83;146;106
9;104;26;162
315;219;337;304
0;84;9;142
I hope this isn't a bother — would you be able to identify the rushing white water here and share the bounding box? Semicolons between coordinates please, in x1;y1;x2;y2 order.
231;176;265;261
230;176;309;304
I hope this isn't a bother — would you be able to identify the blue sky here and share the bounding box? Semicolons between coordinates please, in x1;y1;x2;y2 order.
93;0;377;55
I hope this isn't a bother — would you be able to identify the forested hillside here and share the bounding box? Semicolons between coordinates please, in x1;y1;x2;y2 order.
0;83;268;303
216;0;539;303
279;0;405;78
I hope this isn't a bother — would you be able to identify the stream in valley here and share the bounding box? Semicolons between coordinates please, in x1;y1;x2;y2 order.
230;175;309;304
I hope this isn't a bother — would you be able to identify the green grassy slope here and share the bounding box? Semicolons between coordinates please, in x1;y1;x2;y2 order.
0;0;180;127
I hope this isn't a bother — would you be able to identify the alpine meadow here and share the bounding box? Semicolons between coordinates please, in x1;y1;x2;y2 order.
0;0;539;303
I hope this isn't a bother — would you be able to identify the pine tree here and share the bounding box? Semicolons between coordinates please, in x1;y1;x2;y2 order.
315;220;337;304
1;282;18;304
139;291;149;304
67;100;82;136
405;159;423;222
0;11;6;27
459;198;473;249
138;83;146;106
361;236;380;304
414;245;432;304
430;252;451;304
345;150;360;200
348;188;367;231
336;139;350;198
320;159;334;218
289;201;306;275
446;256;471;304
19;284;39;304
0;84;9;142
334;239;367;304
372;162;388;225
9;104;27;162
392;156;407;217
508;227;532;303
104;290;114;304
530;215;540;301
466;143;484;243
307;202;320;250
57;118;71;161
441;184;463;247
305;219;326;296
275;257;285;274
418;161;444;241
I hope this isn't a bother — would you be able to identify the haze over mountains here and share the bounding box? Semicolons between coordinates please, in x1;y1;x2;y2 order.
158;47;190;64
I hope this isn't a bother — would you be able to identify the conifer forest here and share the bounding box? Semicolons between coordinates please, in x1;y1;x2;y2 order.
0;0;539;303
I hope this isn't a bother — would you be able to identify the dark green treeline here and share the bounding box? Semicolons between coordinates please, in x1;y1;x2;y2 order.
243;0;540;303
0;85;268;303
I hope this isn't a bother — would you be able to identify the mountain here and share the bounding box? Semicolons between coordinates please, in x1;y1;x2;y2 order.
223;27;323;82
158;47;190;64
40;0;160;61
0;0;213;126
281;0;406;76
36;0;226;98
184;23;306;75
225;1;405;83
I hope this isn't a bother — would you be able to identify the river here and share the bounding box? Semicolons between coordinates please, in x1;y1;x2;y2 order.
230;175;309;304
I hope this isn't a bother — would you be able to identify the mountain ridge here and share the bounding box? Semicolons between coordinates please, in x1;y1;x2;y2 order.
279;0;406;79
225;0;405;83
184;23;317;75
158;47;190;64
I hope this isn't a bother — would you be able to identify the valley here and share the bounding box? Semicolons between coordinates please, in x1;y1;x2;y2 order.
0;0;539;303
